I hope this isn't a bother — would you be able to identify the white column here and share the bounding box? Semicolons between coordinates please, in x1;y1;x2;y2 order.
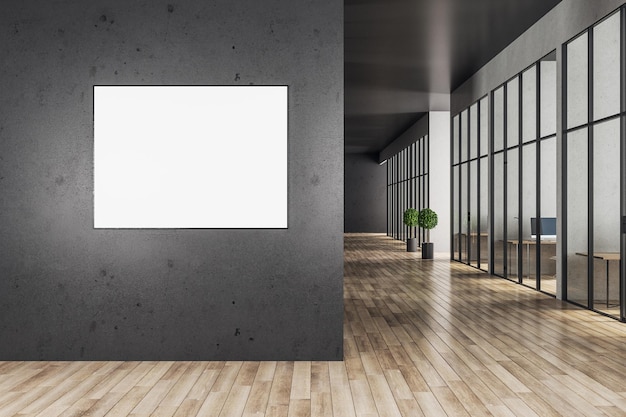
428;111;451;257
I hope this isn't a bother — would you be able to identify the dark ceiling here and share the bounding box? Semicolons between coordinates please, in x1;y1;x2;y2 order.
345;0;562;154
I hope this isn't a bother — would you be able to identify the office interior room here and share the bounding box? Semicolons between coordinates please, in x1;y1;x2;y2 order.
2;0;626;416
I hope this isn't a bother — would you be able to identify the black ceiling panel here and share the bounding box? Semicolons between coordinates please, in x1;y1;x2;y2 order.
345;0;562;154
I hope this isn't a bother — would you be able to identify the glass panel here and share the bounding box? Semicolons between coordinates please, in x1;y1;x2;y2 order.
411;145;416;209
507;148;519;280
391;156;398;238
398;152;402;240
408;145;413;211
470;103;479;160
394;155;401;239
522;66;537;143
521;143;537;288
566;128;588;306
507;77;520;148
417;162;423;215
461;163;468;263
494;152;505;276
423;174;430;208
461;110;469;162
404;150;409;239
566;33;588;129
453;165;460;260
389;158;393;237
387;163;389;235
479;156;489;270
391;157;395;239
494;87;505;152
540;137;558;295
401;152;404;239
540;56;557;137
593;119;620;315
593;12;620;121
417;138;422;176
424;135;429;175
480;96;489;157
423;174;429;243
453;115;460;165
469;160;478;267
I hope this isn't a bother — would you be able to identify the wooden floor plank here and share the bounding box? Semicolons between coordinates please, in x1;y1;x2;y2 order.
287;399;311;417
268;362;294;408
79;391;127;417
102;386;151;417
290;362;311;400
242;380;272;417
348;379;378;416
328;362;356;417
34;362;122;416
311;392;332;417
158;362;206;407
366;374;402;417
186;362;224;401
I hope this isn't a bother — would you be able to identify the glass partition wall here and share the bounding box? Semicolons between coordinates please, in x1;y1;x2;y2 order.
491;55;558;292
387;135;429;244
451;6;626;321
564;9;624;320
453;52;557;293
452;98;489;270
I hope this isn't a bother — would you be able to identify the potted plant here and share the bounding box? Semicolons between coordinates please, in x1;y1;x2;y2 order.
403;208;419;252
418;208;438;259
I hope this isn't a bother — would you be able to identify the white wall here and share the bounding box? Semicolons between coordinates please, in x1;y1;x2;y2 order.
429;112;451;256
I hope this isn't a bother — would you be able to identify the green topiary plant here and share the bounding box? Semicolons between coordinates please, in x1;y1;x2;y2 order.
418;208;438;241
403;208;419;228
403;208;419;252
418;208;438;259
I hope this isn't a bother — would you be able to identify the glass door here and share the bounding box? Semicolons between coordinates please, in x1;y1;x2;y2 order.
452;100;489;270
564;9;624;320
538;53;558;295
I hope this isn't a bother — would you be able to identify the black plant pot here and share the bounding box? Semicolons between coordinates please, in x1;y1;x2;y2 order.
407;238;417;252
421;242;434;259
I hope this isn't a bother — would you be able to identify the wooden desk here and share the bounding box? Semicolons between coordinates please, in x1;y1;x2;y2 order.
507;239;557;278
455;232;488;261
575;252;620;308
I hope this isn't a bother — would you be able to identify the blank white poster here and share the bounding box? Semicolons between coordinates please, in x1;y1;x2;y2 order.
94;85;288;228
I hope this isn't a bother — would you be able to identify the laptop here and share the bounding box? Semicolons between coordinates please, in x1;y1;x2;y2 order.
530;217;557;240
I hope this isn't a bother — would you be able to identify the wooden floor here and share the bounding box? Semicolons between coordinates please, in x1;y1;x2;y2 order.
2;233;626;417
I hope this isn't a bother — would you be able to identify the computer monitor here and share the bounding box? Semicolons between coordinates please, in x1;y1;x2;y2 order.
530;217;557;240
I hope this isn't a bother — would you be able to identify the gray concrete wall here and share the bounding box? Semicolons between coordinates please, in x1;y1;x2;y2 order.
345;154;386;233
0;0;343;360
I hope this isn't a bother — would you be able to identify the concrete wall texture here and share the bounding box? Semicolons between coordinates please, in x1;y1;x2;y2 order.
0;0;344;360
344;153;386;233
